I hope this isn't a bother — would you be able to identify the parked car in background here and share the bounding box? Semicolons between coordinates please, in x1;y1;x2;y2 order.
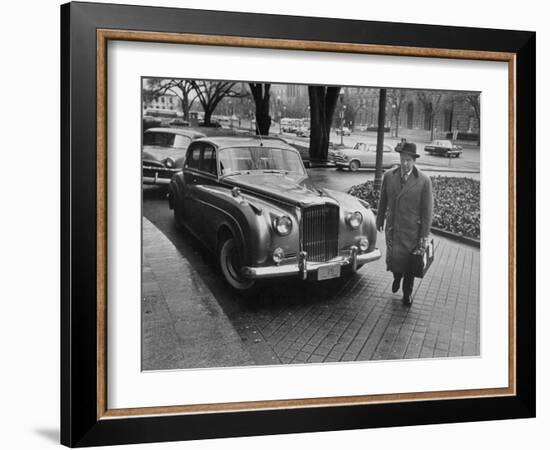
295;124;310;137
168;118;190;127
168;136;381;291
143;115;162;131
142;128;206;185
330;142;400;171
424;139;463;157
336;126;351;136
280;118;302;133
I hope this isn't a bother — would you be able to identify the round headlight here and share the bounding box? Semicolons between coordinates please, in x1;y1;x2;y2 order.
346;211;363;229
165;157;175;168
273;216;292;236
273;247;285;264
359;237;369;252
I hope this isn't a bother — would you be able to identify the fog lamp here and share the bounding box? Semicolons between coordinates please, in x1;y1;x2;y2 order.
359;237;369;252
273;247;285;265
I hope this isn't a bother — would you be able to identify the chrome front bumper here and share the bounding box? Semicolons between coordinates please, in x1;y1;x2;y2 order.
143;175;171;185
142;166;178;185
242;246;382;280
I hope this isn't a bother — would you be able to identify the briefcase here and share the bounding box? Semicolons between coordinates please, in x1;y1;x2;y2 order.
409;239;434;278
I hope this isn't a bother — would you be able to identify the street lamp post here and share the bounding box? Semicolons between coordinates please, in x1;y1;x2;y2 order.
340;105;347;146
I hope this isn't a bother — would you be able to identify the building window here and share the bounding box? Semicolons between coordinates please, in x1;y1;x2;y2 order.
423;102;433;131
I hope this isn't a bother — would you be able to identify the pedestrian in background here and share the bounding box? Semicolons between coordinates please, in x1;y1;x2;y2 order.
376;142;433;305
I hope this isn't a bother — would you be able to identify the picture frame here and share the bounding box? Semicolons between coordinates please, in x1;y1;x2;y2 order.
60;1;535;447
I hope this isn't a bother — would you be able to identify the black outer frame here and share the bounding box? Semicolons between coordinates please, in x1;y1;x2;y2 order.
60;1;535;447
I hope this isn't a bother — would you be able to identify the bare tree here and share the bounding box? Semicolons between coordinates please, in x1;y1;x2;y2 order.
387;89;409;138
308;86;341;160
417;92;445;141
188;81;243;126
144;78;196;121
248;83;271;135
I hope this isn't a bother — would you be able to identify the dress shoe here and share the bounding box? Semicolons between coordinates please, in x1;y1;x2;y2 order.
402;292;413;306
392;278;401;293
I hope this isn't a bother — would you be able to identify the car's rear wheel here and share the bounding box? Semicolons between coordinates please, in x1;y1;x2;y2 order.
219;237;255;291
349;160;360;172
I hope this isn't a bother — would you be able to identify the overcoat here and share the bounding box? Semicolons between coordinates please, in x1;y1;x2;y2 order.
376;166;433;274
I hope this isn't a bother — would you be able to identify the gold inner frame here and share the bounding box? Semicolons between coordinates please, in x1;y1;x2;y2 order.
96;29;517;420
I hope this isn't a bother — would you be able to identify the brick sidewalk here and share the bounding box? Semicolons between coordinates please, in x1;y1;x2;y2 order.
142;212;479;369
227;234;479;364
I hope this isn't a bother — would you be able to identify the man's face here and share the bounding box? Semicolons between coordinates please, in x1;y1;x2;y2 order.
400;154;415;173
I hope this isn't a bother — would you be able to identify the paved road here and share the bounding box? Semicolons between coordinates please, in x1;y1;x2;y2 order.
234;121;481;172
143;170;480;366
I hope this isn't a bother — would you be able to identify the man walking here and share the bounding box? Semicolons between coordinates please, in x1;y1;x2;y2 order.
376;142;433;306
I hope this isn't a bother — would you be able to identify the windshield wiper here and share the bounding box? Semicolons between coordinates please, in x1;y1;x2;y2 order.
262;169;288;174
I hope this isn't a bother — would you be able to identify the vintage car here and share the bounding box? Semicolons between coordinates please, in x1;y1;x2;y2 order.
168;118;190;127
424;139;463;157
142;128;206;185
295;125;310;137
335;126;352;136
167;136;381;291
330;142;400;171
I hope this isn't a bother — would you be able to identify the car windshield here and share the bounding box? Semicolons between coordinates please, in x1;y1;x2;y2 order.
144;132;192;149
434;140;453;147
219;146;305;176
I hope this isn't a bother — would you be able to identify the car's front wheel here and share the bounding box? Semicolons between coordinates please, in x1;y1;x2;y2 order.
349;160;360;172
219;237;255;292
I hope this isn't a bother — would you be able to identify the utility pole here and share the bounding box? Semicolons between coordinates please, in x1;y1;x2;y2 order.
374;88;387;193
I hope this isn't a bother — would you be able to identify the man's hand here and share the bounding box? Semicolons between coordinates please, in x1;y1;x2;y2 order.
376;223;384;232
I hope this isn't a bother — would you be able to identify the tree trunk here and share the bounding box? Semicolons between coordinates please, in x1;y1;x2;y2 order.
181;94;190;122
308;86;340;160
374;89;387;193
249;83;272;135
203;108;213;126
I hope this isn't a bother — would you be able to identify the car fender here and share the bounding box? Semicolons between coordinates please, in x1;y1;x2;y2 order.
196;185;299;267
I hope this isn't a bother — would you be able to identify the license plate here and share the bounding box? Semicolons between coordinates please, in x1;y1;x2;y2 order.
317;263;341;281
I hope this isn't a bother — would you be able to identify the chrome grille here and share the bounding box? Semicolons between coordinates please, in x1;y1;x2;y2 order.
302;204;339;262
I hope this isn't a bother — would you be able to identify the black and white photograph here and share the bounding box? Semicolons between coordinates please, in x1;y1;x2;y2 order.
141;78;481;371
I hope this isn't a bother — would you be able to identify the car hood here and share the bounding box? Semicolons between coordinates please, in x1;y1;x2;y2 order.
142;145;187;162
223;173;339;208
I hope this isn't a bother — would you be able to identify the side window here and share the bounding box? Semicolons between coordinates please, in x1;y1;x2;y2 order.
186;144;201;170
200;145;217;175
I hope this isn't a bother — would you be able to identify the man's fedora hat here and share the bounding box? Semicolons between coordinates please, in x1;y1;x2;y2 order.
396;142;420;158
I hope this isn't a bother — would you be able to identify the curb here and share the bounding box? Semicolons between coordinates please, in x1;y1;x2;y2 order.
142;217;254;370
